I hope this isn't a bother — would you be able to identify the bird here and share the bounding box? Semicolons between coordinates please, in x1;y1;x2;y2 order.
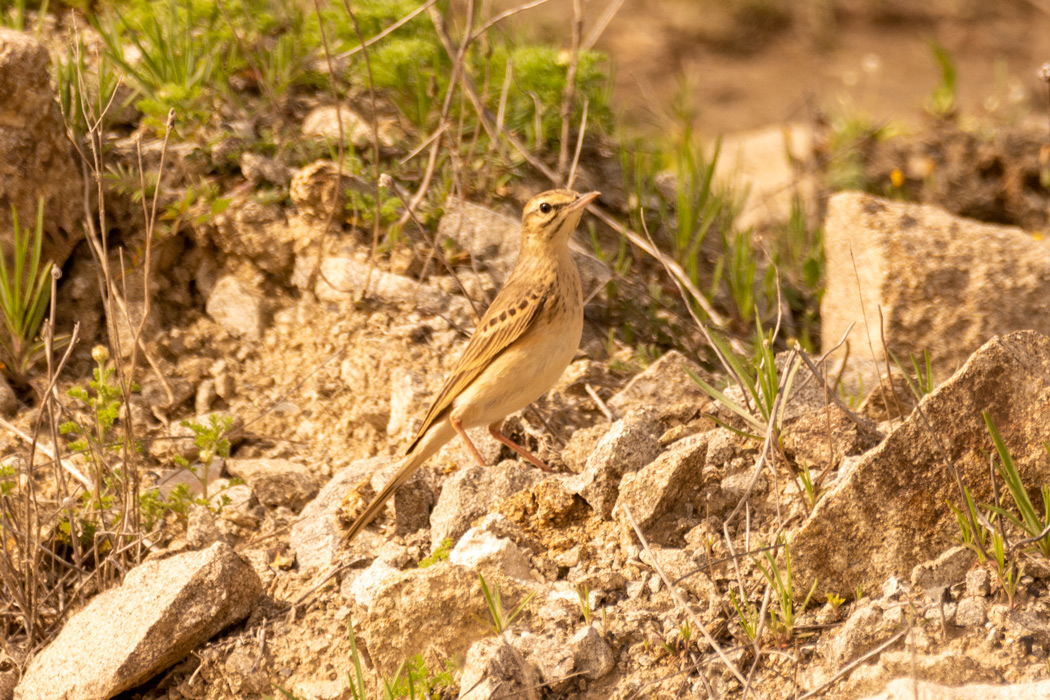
343;188;600;543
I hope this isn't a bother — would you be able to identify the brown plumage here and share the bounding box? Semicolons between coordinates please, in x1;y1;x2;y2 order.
344;189;599;543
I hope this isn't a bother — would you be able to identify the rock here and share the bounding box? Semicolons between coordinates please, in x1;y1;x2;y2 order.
430;460;545;549
569;625;615;681
438;199;521;281
294;252;470;321
639;546;721;612
205;275;265;340
15;542;260;700
964;568;990;598
0;375;17;417
513;633;575;692
186;505;226;549
225;458;320;512
607;351;710;418
301;105;373;147
359;562;531;677
290;456;387;570
955;596;987;627
910;546;974;591
559;423;611;473
206;199;294;278
822;191;1050;378
857;679;1050;700
449;526;533;581
614;433;708;541
301;104;398;148
791;331;1050;599
240;151;290;187
566;409;663;518
713;122;815;230
387;367;425;441
0;28;84;269
781;404;881;471
818;601;892;669
290;160;348;223
347;558;399;609
457;637;540;700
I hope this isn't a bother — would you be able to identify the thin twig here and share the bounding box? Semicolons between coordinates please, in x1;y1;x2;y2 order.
557;0;584;180
621;503;763;699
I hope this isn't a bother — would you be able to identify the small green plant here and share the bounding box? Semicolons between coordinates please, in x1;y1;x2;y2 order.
949;485;990;564
576;584;592;624
0;200;54;386
889;348;936;399
418;538;453;568
729;588;760;642
826;592;845;613
384;655;456;700
477;571;535;634
983;412;1050;559
687;317;799;441
925;41;957;119
854;584;864;601
754;539;817;643
799;464;823;511
990;529;1020;607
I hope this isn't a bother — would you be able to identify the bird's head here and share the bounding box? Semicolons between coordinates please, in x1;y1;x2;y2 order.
520;189;600;249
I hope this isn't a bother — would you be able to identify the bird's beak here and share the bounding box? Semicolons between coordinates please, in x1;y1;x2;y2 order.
567;191;601;212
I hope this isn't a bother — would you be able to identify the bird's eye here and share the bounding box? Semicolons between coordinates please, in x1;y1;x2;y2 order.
539;202;553;214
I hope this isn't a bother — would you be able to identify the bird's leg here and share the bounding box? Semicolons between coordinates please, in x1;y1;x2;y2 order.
488;423;553;473
450;415;489;467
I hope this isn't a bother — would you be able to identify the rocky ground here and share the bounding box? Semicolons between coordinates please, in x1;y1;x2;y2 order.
4;5;1050;700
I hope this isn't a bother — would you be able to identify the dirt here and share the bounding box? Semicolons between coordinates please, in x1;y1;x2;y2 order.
499;0;1050;137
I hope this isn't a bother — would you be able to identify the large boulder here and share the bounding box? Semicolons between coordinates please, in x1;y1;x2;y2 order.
791;331;1050;599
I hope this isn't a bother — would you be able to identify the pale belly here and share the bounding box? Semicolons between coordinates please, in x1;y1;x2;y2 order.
450;307;583;429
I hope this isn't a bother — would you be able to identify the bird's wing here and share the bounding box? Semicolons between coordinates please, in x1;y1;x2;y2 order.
405;277;553;454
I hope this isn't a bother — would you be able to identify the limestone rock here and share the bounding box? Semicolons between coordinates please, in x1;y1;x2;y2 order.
615;433;708;540
910;546;974;592
449;526;533;581
781;404;881;471
607;351;710;418
225;458;319;512
290;160;348;223
207;199;294;278
430;460;545;549
791;331;1050;600
569;625;615;681
566;409;663;518
438;199;521;280
857;679;1050;700
822;191;1050;378
205;275;264;340
290;456;387;570
457;637;540;700
360;562;532;677
15;542;260;700
0;28;84;269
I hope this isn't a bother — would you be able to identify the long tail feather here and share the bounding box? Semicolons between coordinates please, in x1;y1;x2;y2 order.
343;419;455;543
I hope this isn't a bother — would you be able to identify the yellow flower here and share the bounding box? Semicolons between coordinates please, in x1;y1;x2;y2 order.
890;168;904;188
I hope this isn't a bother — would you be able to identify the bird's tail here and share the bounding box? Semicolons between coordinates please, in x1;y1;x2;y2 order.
343;419;455;543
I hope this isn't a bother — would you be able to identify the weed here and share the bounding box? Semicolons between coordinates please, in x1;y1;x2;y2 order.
729;588;761;642
418;537;453;568
576;584;592;624
949;486;990;564
478;570;535;634
0;201;55;387
925;41;958;119
983;412;1050;558
826;592;845;613
889;348;936;399
799;464;822;511
754;538;817;643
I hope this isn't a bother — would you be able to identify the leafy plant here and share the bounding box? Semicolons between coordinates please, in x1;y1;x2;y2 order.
729;588;760;642
826;592;845;613
576;584;592;624
0;201;54;386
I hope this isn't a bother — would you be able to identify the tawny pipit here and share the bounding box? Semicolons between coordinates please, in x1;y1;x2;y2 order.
344;189;600;542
